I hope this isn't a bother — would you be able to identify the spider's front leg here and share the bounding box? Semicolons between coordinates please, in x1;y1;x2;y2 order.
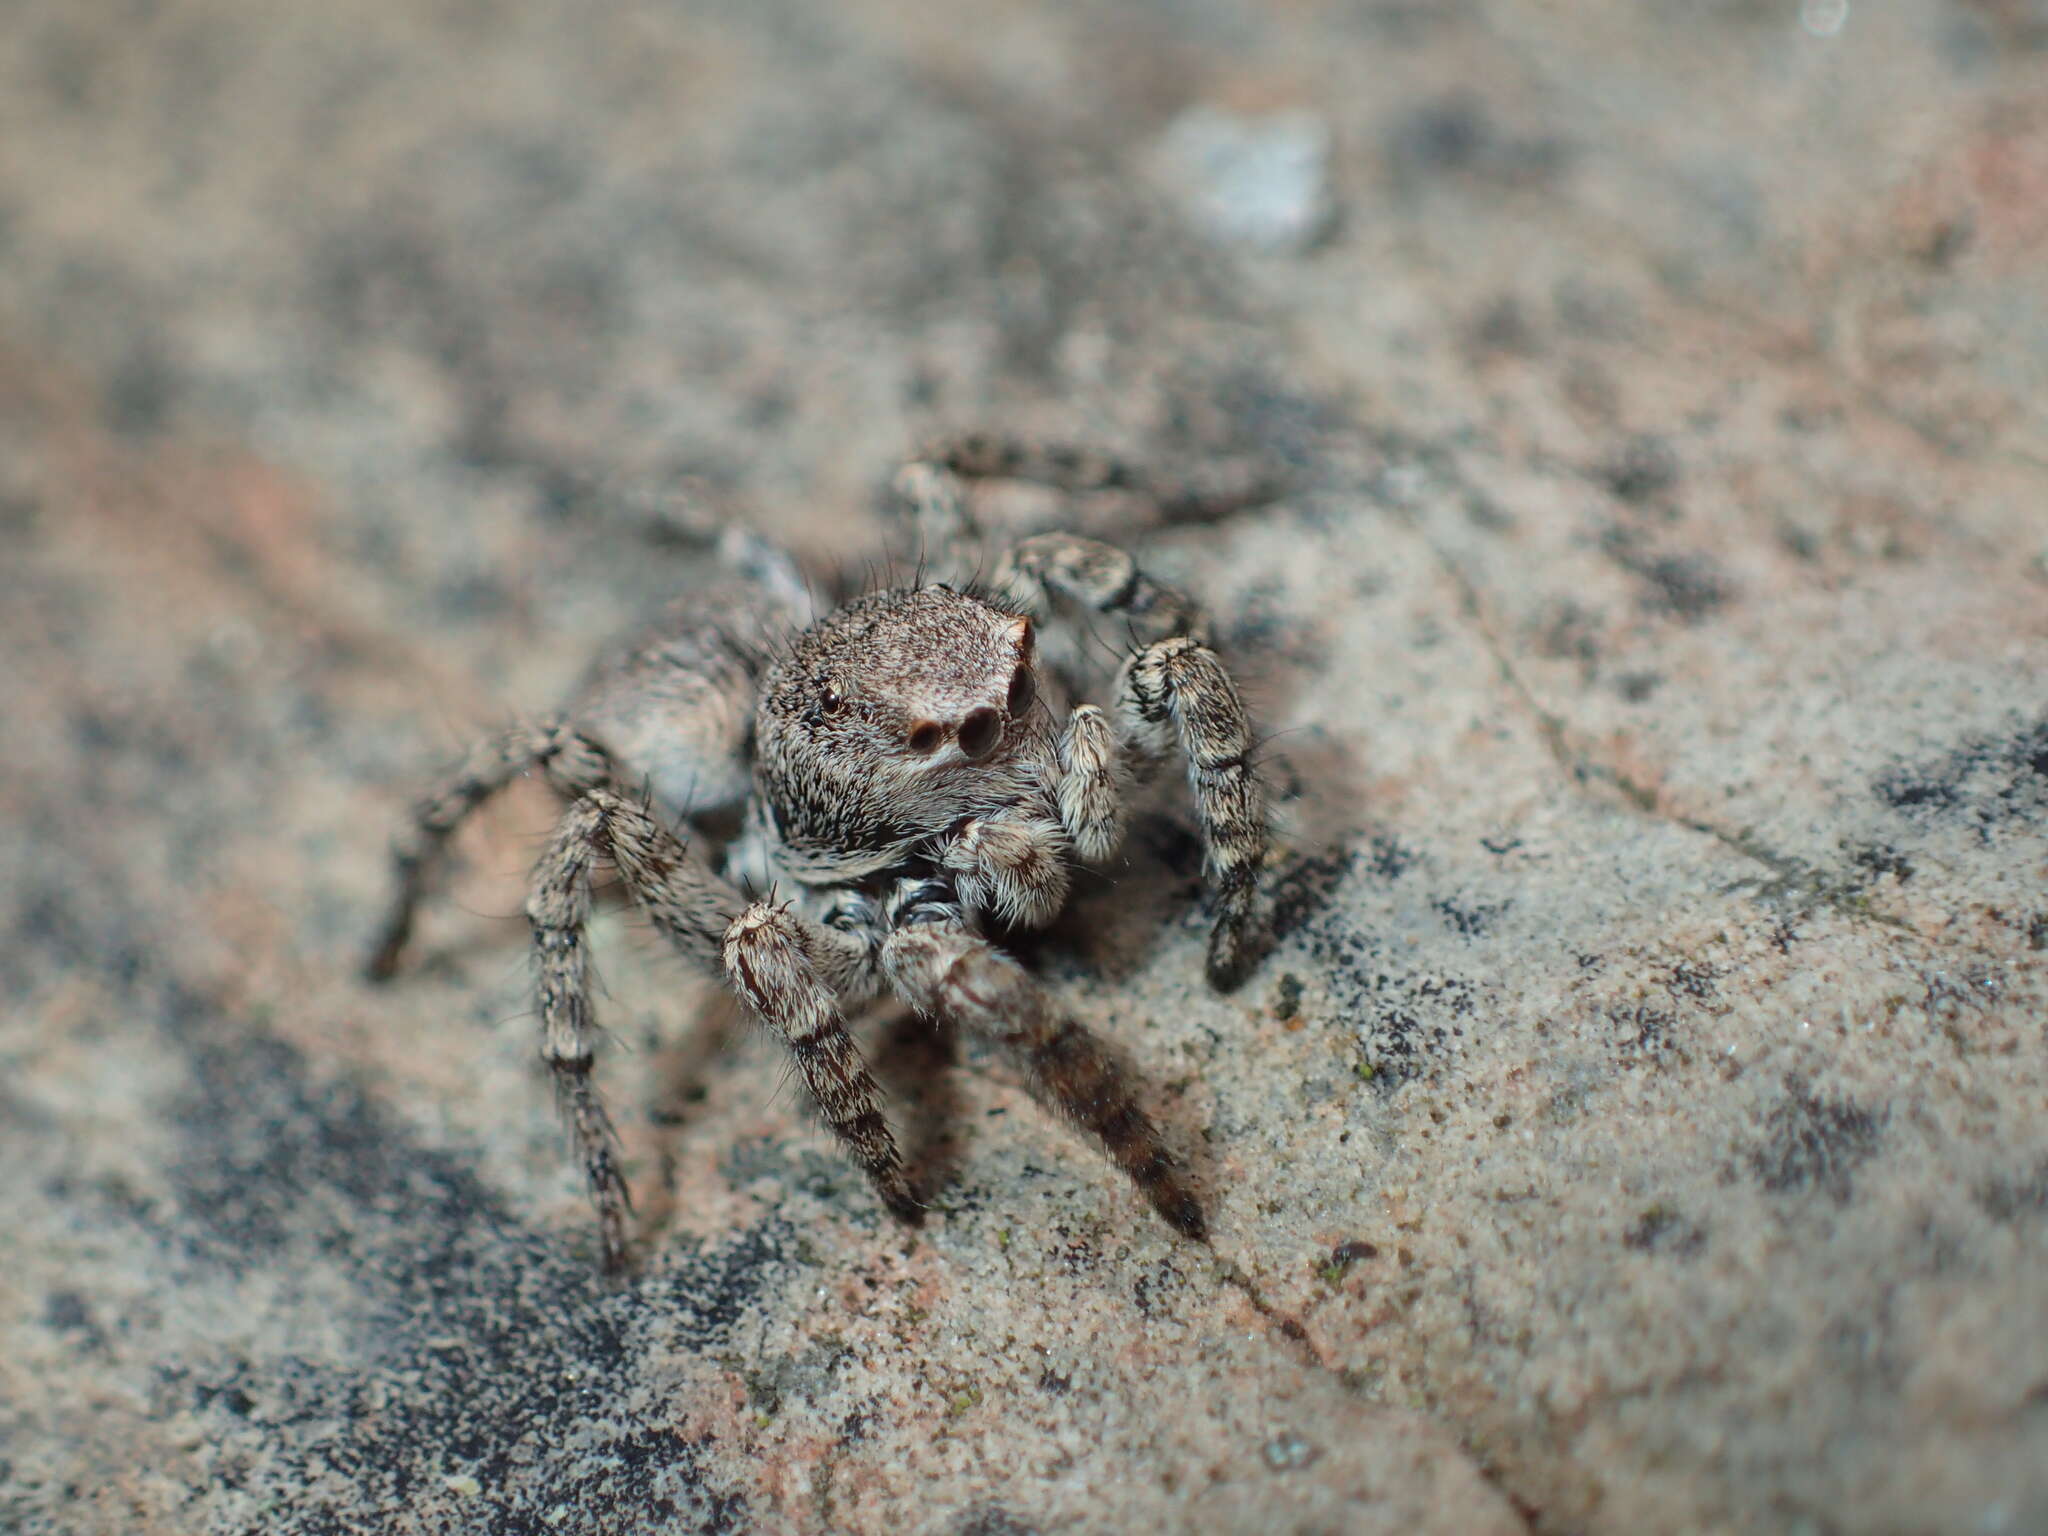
933;690;1127;925
934;813;1072;929
528;790;916;1269
878;888;1207;1241
994;534;1272;990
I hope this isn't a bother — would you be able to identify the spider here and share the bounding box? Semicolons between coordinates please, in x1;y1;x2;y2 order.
366;439;1274;1270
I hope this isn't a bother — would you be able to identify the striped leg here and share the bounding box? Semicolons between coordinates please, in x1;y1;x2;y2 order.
721;902;919;1226
986;530;1272;991
879;910;1207;1242
525;795;637;1270
1118;636;1270;991
368;717;610;981
529;790;912;1267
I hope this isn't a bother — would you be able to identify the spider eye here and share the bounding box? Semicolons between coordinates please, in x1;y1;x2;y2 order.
818;684;845;716
907;720;945;755
957;708;1002;761
1006;662;1035;716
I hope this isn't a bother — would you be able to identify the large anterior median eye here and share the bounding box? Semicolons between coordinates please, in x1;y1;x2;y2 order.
907;720;945;755
957;708;1002;761
1006;662;1035;716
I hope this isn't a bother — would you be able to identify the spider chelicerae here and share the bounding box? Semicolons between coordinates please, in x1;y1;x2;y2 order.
367;438;1274;1269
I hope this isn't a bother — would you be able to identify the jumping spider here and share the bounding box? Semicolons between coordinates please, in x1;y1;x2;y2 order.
367;439;1273;1269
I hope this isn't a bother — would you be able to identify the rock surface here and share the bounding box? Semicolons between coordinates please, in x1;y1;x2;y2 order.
3;2;2045;1533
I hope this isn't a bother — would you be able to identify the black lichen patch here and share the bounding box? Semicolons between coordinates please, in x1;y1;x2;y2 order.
1610;1001;1679;1058
1268;849;1358;942
1846;842;1914;884
1873;712;2048;840
1658;957;1719;1004
148;983;767;1532
1975;1160;2048;1225
1747;1078;1887;1204
953;1504;1040;1536
1433;893;1510;939
1599;434;1681;506
1365;835;1420;881
1622;1203;1705;1256
1599;526;1733;623
1271;844;1481;1084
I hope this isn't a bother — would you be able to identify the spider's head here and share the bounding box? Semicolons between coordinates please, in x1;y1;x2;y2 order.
756;584;1044;856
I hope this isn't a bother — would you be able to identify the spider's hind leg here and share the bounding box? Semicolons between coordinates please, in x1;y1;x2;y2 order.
369;718;610;981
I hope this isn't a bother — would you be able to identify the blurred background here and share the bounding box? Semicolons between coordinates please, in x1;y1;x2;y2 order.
3;3;2046;1533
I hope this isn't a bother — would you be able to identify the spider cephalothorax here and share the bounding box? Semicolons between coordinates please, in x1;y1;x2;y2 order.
367;441;1273;1270
748;585;1055;882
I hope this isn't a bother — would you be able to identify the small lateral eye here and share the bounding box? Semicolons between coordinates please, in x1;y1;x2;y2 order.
818;682;846;716
907;720;945;755
1006;663;1035;716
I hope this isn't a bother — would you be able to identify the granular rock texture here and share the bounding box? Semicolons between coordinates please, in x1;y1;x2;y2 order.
2;3;2044;1533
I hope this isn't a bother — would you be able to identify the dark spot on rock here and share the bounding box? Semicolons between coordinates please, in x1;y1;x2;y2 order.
1272;972;1304;1020
146;983;765;1531
1975;1160;2048;1224
44;1290;97;1336
1267;850;1356;941
1611;1002;1677;1056
1468;295;1537;358
194;1381;256;1418
1873;712;2048;840
1623;1204;1705;1256
1366;836;1419;881
1748;1078;1886;1203
1433;894;1509;938
1389;92;1492;179
1600;527;1733;622
1848;843;1914;884
109;342;175;436
1036;1369;1072;1394
954;1505;1038;1536
1616;671;1662;703
1660;958;1718;1003
1600;434;1680;504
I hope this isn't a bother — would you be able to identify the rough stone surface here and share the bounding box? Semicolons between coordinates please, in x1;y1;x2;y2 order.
3;3;2045;1533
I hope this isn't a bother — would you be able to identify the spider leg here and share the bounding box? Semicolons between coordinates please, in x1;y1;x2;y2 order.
529;790;915;1266
368;717;610;981
1119;635;1270;990
879;889;1207;1241
913;432;1281;526
721;899;919;1226
991;532;1272;990
1054;701;1126;863
525;794;637;1271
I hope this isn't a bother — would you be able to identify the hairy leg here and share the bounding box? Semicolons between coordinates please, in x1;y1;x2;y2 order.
935;813;1073;929
1120;636;1270;990
721;900;919;1225
914;432;1280;526
986;530;1272;989
879;903;1207;1241
368;717;610;980
525;795;638;1271
990;530;1209;649
1054;702;1127;862
538;789;915;1250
